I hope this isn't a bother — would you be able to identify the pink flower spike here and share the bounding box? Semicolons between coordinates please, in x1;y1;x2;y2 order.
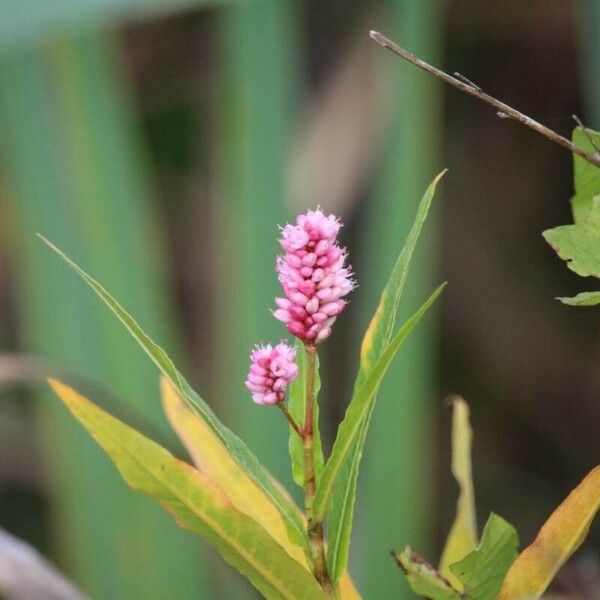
245;342;298;406
273;208;355;343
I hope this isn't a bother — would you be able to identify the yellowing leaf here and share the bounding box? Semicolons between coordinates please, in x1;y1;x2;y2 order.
161;376;308;567
337;573;362;600
438;397;478;587
49;379;326;600
498;465;600;600
163;378;363;597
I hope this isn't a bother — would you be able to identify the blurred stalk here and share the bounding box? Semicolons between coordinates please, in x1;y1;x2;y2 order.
213;0;299;596
0;32;208;598
355;1;442;597
578;0;600;127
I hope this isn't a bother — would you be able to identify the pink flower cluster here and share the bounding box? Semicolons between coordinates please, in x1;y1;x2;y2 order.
245;342;299;405
273;209;355;344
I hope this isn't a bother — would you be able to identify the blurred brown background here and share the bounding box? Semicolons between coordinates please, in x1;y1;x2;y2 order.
0;0;598;598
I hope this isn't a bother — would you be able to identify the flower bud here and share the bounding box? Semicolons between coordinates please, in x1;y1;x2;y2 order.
245;342;298;405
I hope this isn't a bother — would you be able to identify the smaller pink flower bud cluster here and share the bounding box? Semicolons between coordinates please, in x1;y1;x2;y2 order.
273;209;355;344
244;342;299;405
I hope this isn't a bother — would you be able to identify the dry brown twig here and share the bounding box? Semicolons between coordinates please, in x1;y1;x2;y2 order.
369;30;600;169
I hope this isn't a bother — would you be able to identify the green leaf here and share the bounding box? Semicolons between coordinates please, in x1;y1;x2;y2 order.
393;547;461;600
39;236;306;548
557;290;600;306
438;397;478;587
356;170;447;382
287;342;324;488
571;126;600;223
325;172;446;580
49;379;326;600
450;513;518;600
542;196;600;278
498;465;600;600
313;283;446;526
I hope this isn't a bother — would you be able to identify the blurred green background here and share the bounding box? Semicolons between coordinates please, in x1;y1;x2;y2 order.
0;0;598;598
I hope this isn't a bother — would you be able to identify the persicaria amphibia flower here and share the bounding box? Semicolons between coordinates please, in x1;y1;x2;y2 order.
245;342;298;405
273;209;355;343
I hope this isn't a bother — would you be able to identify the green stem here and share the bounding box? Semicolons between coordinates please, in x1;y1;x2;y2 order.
302;343;333;594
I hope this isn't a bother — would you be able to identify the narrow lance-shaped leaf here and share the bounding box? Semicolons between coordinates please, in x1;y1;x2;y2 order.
356;170;447;383
39;236;306;547
313;282;446;524
160;376;308;568
287;341;324;488
161;376;364;597
393;547;461;600
438;397;478;586
449;513;518;600
498;465;600;600
325;172;446;579
48;379;326;600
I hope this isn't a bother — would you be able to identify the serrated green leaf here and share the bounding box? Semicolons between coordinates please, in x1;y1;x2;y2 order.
450;513;518;600
39;236;306;549
542;196;600;278
498;466;600;600
313;283;446;527
287;342;324;489
325;172;446;580
49;379;326;600
557;290;600;306
394;547;461;600
571;127;600;223
438;397;478;588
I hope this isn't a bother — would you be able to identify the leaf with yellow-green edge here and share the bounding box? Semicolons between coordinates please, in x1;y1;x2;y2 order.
160;375;308;568
313;282;446;528
498;465;600;600
337;573;362;600
324;172;446;580
393;547;461;600
287;341;324;489
162;375;364;597
49;378;326;600
438;397;478;587
39;235;306;549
